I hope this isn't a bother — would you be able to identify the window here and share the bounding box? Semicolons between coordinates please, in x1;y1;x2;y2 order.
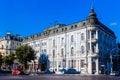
71;47;74;56
53;39;55;46
71;60;76;68
44;42;46;46
81;33;84;40
81;60;85;68
71;26;73;29
81;46;84;54
6;51;8;54
58;61;61;67
42;50;44;52
6;45;8;49
75;25;77;28
7;40;9;44
92;43;96;53
44;49;46;52
92;61;96;70
56;30;58;33
88;43;90;51
83;22;85;26
53;30;55;33
71;35;74;42
62;28;64;32
71;60;73;68
1;45;4;49
53;50;55;58
61;37;64;44
91;31;96;39
61;48;64;57
88;31;90;39
65;28;67;31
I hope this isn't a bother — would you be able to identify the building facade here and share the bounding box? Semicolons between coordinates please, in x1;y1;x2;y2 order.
0;32;23;56
23;7;116;75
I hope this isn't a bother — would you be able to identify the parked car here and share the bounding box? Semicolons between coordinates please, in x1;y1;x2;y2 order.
55;69;66;74
12;69;24;75
65;68;80;74
110;71;119;76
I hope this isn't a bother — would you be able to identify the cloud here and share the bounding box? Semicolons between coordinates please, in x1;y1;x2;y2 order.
110;22;117;26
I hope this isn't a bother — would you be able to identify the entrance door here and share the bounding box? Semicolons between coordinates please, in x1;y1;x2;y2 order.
92;62;96;74
41;64;47;71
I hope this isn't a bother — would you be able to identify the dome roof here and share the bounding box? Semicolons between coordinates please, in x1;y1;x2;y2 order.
89;6;97;17
87;6;99;25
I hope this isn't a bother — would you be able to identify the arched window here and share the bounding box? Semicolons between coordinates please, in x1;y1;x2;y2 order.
81;33;84;40
81;46;84;54
71;47;74;56
61;48;64;57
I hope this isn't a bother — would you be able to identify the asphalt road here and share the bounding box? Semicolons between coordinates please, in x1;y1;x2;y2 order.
0;74;120;80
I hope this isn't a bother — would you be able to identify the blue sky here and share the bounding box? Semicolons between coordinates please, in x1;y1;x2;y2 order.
0;0;120;41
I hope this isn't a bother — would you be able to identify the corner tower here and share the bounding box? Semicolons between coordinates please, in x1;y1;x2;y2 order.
88;6;99;25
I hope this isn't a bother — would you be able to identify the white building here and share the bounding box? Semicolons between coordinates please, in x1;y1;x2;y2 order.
23;7;116;75
0;32;23;56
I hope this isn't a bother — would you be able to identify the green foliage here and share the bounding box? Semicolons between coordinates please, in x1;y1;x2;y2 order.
0;52;3;66
3;52;15;66
15;45;36;70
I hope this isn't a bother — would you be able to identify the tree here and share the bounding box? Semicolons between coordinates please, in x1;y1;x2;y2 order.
3;52;15;66
0;52;3;67
15;45;36;70
8;52;16;65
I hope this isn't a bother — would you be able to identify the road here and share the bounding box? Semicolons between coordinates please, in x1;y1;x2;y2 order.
0;74;120;80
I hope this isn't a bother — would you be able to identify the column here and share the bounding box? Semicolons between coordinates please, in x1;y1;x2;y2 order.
88;58;92;74
70;60;71;68
79;60;81;71
95;59;99;75
96;30;98;39
96;30;99;53
76;60;79;71
56;61;59;71
90;30;92;54
66;60;68;69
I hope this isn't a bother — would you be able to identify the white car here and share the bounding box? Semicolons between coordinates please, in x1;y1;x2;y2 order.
55;70;64;74
110;71;119;76
55;69;66;74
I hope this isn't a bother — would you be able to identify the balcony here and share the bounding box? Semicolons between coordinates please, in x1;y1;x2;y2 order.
88;53;99;58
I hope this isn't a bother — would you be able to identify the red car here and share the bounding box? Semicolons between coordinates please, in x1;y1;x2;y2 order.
12;69;24;75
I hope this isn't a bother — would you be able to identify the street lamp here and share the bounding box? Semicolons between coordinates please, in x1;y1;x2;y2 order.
110;48;119;75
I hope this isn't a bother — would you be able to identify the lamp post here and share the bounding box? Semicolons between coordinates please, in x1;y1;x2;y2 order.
110;48;119;75
110;52;113;74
